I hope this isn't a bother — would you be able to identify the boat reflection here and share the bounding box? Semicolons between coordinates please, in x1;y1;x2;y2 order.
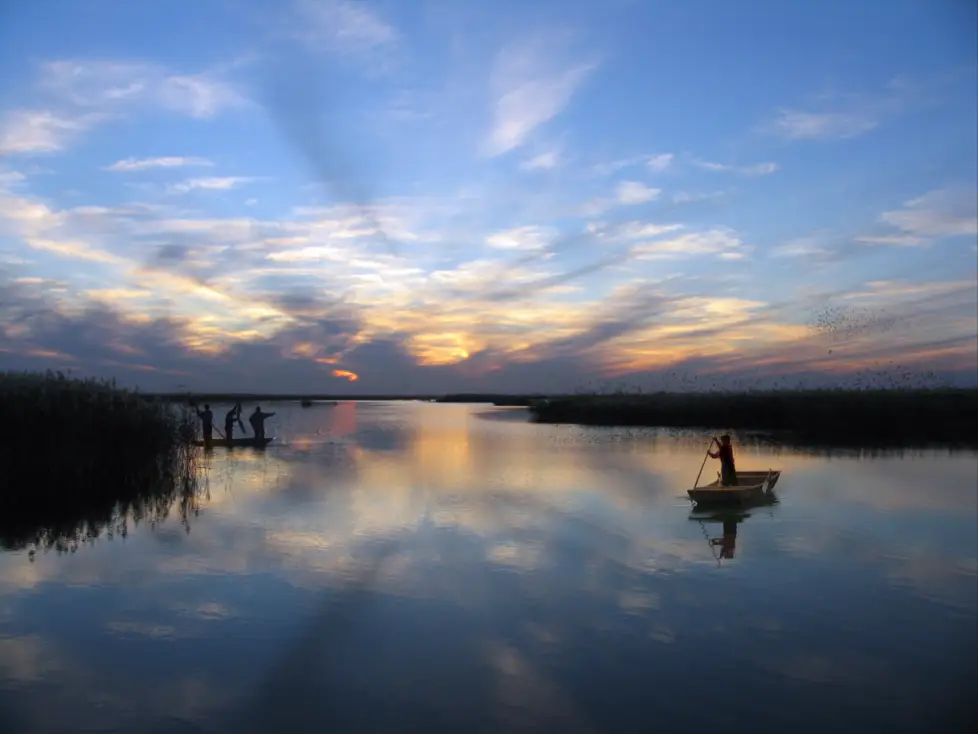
690;493;778;564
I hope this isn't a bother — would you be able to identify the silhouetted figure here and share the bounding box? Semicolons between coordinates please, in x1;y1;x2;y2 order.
708;434;737;486
249;406;276;440
197;404;214;447
225;402;246;440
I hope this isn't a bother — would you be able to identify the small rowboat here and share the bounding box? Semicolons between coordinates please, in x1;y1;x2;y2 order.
687;470;781;506
194;437;275;448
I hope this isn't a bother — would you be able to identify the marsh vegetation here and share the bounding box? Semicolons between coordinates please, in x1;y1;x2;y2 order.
0;371;202;552
529;388;978;446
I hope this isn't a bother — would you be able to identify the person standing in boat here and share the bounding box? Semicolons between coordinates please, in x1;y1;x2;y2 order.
249;406;276;441
196;404;214;447
224;402;246;441
708;434;738;486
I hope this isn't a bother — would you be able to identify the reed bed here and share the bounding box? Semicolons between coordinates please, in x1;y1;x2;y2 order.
0;370;201;552
528;388;978;446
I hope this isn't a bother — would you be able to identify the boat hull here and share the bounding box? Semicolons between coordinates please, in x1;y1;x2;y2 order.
687;470;781;506
194;437;274;448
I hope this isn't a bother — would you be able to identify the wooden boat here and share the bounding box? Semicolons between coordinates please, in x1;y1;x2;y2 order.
687;469;781;506
194;437;274;448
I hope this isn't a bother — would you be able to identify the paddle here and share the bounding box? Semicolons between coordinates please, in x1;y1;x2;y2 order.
692;436;719;490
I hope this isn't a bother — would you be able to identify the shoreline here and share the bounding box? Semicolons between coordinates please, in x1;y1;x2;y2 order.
141;387;978;446
144;392;540;404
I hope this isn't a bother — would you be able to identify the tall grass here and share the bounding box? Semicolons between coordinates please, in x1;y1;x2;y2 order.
529;388;978;447
0;370;201;552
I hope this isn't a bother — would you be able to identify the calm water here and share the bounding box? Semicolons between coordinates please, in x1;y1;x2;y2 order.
1;402;976;733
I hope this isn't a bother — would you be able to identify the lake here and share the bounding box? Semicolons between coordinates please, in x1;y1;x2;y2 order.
1;401;976;733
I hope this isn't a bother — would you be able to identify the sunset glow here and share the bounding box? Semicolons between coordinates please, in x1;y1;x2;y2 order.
0;1;974;392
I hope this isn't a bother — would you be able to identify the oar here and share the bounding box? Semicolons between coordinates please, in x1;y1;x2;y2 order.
692;436;719;490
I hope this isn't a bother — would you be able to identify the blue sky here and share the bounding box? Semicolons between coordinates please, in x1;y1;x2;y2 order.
0;0;975;392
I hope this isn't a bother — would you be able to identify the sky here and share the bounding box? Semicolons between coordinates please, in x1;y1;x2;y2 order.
0;0;976;394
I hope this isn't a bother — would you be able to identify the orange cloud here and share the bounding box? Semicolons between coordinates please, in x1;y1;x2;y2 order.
26;348;74;360
333;369;359;382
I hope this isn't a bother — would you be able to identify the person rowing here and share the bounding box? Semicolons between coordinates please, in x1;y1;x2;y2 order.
196;404;214;447
225;402;246;441
249;406;276;441
708;434;738;486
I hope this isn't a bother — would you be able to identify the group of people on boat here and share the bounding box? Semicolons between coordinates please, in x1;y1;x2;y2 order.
195;403;276;446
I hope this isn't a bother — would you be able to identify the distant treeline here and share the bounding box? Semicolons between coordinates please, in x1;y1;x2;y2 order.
528;388;978;447
144;392;543;405
147;393;441;404
437;394;545;406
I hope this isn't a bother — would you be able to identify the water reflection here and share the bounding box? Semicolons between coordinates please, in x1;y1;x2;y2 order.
0;474;205;558
1;403;976;733
689;495;779;565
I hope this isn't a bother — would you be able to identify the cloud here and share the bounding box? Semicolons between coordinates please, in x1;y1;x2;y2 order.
520;151;559;171
693;159;779;176
760;76;937;142
483;36;597;157
772;236;835;259
646;154;673;172
0;110;106;154
38;61;244;116
672;190;726;205
156;74;248;118
1;264;974;393
591;153;673;177
770;110;878;140
857;187;978;246
36;59;248;120
485;226;556;251
773;188;977;263
25;237;123;265
167;177;256;194
853;235;927;246
615;181;660;205
0;171;26;187
104;157;214;172
636;228;745;259
590;155;646;177
580;182;664;216
0;105;973;395
0;61;248;157
293;0;398;56
615;222;684;239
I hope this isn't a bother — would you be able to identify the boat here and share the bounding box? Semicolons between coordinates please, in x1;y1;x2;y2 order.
193;437;275;448
300;399;313;407
687;470;781;506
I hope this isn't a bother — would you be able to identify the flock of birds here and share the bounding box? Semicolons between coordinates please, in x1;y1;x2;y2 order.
552;300;952;395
